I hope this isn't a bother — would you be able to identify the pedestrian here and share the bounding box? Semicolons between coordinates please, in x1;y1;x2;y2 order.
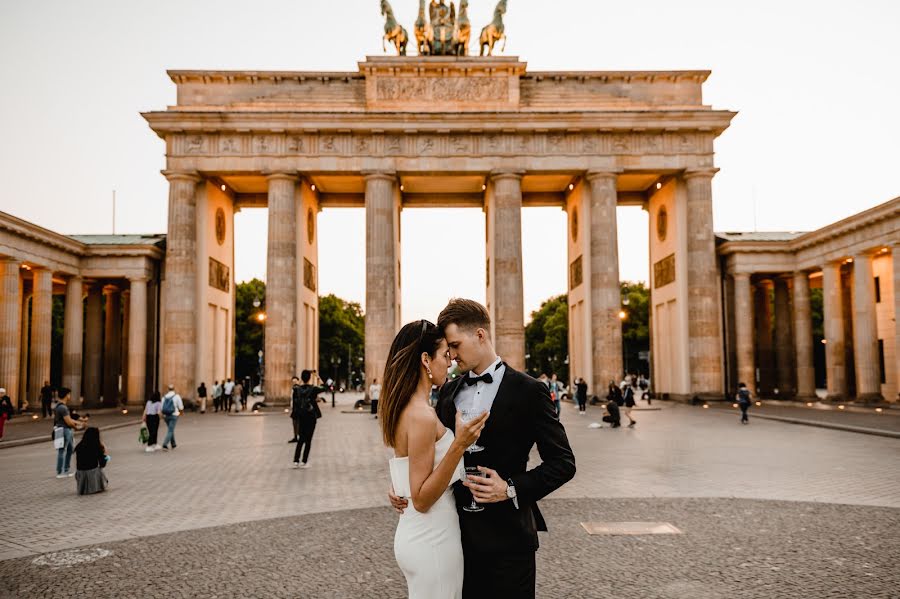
601;397;621;428
369;377;381;419
549;373;562;418
197;382;208;414
291;370;326;469
0;388;13;440
736;382;752;424
74;427;109;495
53;387;88;478
142;390;162;452
638;373;650;404
576;377;588;415
235;381;245;412
160;384;184;450
223;378;235;413
607;380;624;407
288;376;302;442
623;384;637;427
40;380;54;419
212;380;222;413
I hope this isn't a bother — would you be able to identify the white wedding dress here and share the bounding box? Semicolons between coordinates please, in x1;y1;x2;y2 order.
390;429;466;599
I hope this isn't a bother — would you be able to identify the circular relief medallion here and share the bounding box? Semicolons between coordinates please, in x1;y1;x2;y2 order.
571;207;579;243
656;206;668;242
307;207;315;245
215;208;226;246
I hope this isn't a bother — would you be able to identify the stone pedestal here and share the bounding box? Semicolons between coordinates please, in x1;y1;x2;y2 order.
28;268;53;407
162;171;200;398
364;172;400;390
83;285;104;407
0;259;21;405
587;171;622;392
490;171;526;370
265;173;299;402
127;278;148;404
684;169;724;396
103;285;122;407
792;271;816;399
773;277;795;397
851;254;883;403
62;276;84;402
822;262;847;401
733;273;755;391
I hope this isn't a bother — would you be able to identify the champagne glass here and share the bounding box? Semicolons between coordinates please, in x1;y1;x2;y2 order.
460;408;485;453
462;466;484;513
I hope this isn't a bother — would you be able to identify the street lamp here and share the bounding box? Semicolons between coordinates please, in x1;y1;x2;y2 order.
252;297;264;392
329;355;338;407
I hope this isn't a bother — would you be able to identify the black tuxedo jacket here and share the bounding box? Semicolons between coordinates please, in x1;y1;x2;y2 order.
436;364;576;553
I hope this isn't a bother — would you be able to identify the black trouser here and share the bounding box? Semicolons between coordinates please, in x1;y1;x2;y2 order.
42;399;52;418
224;394;232;412
370;399;378;416
602;414;620;427
740;404;749;422
463;550;535;599
213;396;220;412
292;416;317;463
146;414;160;446
577;396;586;411
292;416;300;440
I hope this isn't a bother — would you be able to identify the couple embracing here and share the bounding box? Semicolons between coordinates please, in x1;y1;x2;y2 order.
382;299;576;599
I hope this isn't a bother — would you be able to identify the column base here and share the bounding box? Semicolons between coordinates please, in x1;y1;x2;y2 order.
855;392;885;405
794;394;819;403
823;394;846;404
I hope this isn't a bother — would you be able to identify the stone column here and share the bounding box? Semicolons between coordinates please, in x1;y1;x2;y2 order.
822;262;847;401
733;273;755;391
683;169;724;396
62;276;84;402
586;171;622;392
0;258;22;406
852;254;883;402
127;278;148;404
490;170;526;369
894;246;900;401
754;280;775;396
773;277;795;397
265;173;299;402
162;171;200;398
364;172;399;389
102;285;122;407
28;268;53;407
83;285;104;407
792;271;816;399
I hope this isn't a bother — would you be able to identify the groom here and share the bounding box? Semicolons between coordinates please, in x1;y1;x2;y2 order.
391;298;576;598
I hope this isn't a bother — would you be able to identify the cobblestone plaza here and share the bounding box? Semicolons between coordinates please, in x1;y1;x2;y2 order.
1;396;898;597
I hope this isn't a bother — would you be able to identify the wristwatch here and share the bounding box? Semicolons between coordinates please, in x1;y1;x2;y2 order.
506;479;518;509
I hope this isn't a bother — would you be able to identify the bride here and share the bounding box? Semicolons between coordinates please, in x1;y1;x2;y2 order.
381;320;488;599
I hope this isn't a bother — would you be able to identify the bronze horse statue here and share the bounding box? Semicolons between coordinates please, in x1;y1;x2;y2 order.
414;0;434;55
381;0;409;56
455;0;471;56
479;0;508;56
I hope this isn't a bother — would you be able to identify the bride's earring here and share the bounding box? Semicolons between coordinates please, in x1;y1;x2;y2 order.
426;363;433;379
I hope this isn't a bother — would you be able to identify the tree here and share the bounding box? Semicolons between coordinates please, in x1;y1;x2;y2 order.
318;294;365;387
620;281;650;376
235;279;266;384
525;294;569;382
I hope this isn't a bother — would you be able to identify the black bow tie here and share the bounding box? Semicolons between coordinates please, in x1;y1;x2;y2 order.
465;372;493;386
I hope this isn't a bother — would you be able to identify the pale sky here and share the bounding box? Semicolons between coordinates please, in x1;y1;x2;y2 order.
1;1;897;323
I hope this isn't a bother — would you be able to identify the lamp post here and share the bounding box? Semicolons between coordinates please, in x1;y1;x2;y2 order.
619;308;628;375
253;298;265;392
329;355;337;407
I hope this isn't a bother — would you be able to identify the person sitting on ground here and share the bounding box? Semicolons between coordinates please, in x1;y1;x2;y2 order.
606;381;623;407
74;426;109;495
601;398;621;428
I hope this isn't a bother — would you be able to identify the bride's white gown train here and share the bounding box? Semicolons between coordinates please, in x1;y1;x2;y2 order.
390;429;466;599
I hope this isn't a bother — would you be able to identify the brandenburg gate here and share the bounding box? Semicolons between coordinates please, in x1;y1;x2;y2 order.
144;56;735;402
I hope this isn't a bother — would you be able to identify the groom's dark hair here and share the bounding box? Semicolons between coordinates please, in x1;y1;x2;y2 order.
437;298;491;334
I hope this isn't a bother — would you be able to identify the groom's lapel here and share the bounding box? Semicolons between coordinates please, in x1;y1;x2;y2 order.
483;363;519;431
438;376;466;428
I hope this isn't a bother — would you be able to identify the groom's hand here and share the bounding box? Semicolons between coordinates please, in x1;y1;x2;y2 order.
463;466;508;504
388;487;408;514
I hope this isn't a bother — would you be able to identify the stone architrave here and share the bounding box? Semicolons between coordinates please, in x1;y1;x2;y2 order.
586;171;622;393
851;254;883;403
103;285;122;406
822;262;847;401
265;173;299;402
773;277;795;397
127;278;148;404
0;259;22;405
28;268;53;407
490;171;526;369
162;171;201;399
683;169;724;396
792;271;816;399
364;172;399;391
62;276;84;402
733;273;755;391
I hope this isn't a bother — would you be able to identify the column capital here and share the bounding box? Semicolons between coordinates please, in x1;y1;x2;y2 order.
489;169;525;181
128;276;149;284
362;170;397;182
0;256;21;266
732;271;752;281
264;171;299;182
161;170;201;183
584;169;621;183
683;167;719;180
102;283;120;294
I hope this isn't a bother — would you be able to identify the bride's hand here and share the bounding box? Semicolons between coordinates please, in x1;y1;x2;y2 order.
453;411;489;448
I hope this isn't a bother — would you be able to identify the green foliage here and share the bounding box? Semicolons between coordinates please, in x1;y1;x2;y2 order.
524;294;569;381
318;294;365;385
235;279;266;383
620;281;650;375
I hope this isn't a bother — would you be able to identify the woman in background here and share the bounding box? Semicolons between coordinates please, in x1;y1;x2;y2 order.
74;427;109;495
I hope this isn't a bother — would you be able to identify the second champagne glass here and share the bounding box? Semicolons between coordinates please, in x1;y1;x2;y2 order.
462;466;484;513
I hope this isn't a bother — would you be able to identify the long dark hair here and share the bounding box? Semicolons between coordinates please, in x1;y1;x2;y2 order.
380;320;443;448
75;426;103;455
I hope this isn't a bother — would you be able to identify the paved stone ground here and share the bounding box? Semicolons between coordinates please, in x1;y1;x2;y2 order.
1;393;898;597
710;402;900;433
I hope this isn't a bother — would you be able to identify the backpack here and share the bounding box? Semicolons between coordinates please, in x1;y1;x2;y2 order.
737;389;751;404
162;395;176;416
292;386;318;417
639;378;648;390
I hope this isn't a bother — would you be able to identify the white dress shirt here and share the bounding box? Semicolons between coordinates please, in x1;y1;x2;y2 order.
454;356;505;414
